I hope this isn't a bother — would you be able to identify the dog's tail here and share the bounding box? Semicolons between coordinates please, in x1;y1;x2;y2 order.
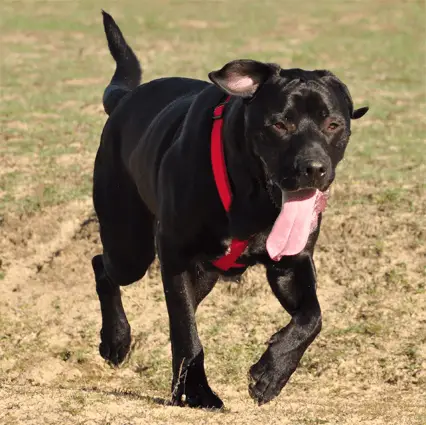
101;10;142;115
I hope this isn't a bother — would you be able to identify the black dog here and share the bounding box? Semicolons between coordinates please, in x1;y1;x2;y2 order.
92;11;368;409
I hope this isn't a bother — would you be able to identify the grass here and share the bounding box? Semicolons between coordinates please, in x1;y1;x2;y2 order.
1;0;425;215
1;0;425;424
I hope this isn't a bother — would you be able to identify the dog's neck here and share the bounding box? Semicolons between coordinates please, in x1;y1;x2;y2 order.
220;98;279;239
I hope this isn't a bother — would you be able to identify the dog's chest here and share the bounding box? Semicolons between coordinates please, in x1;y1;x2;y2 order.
220;229;270;259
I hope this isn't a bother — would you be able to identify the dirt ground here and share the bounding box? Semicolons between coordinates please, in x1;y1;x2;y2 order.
1;0;425;424
1;179;425;425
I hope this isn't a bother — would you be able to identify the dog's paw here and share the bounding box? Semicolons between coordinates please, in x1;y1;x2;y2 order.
171;351;224;410
248;349;293;406
99;320;131;366
186;386;224;409
172;384;224;409
248;363;281;405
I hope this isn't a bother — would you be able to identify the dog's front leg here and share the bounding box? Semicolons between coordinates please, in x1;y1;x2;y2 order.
161;266;223;408
157;238;222;409
249;254;322;405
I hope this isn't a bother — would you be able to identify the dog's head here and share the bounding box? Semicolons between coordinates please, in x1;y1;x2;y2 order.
209;60;368;194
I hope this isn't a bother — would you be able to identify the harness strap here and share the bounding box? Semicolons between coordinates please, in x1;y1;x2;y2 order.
210;96;249;271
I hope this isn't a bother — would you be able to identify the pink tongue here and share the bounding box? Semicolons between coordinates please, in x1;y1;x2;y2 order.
266;190;318;261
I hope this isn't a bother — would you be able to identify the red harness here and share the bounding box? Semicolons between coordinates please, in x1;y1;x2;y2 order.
211;96;249;271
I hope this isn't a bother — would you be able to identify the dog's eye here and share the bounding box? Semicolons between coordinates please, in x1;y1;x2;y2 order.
274;122;287;132
327;122;340;131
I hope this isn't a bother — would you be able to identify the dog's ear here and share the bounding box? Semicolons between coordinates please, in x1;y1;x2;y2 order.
320;72;369;120
208;60;279;97
351;106;369;119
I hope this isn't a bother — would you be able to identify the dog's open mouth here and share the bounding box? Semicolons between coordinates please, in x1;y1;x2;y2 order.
266;188;329;261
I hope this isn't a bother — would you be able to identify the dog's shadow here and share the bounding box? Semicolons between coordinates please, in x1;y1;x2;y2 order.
80;385;170;406
80;385;228;412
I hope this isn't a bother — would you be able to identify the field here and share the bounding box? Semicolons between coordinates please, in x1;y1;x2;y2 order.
1;0;425;424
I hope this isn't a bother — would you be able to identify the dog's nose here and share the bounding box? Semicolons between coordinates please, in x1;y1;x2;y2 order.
297;159;329;187
302;160;326;178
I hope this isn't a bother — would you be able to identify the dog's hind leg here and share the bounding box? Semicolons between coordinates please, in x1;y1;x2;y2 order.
92;148;155;365
92;254;132;365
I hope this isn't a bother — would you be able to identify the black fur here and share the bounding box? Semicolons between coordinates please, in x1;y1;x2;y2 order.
101;10;141;115
92;12;368;408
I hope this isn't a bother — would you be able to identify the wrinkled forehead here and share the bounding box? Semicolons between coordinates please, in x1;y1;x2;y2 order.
284;82;333;117
257;78;340;116
265;79;340;110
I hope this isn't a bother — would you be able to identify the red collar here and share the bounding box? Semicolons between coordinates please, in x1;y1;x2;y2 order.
211;96;249;271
